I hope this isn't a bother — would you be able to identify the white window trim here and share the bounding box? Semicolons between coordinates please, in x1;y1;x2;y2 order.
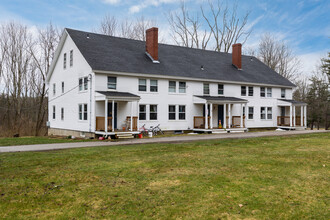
260;106;272;120
248;106;254;120
203;83;210;95
169;81;177;93
79;77;88;92
78;103;88;121
241;86;247;96
107;76;117;90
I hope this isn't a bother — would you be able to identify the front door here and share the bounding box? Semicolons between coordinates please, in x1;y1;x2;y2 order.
280;107;285;125
108;102;117;129
218;105;224;128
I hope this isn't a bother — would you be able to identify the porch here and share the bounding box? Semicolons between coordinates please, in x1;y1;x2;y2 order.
95;91;141;136
193;96;248;133
277;99;307;130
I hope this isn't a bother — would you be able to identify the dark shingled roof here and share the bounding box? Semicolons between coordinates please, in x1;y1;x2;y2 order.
97;91;140;98
195;96;247;102
66;28;295;87
278;99;306;105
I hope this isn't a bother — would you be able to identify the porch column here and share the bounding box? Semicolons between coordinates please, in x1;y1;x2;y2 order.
105;99;108;133
289;105;293;127
204;103;208;129
293;106;296;127
130;101;133;131
223;104;227;129
112;100;115;132
244;103;248;128
210;103;213;129
300;106;303;127
240;104;243;128
136;101;139;132
304;105;307;127
228;104;231;128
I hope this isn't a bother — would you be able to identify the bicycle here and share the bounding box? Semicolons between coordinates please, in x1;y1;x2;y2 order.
151;124;164;136
139;124;149;136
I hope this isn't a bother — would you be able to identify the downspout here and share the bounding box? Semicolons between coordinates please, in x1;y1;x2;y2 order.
88;73;92;133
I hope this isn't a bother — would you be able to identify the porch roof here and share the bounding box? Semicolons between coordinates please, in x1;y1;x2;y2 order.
194;95;248;104
278;99;307;106
96;91;140;101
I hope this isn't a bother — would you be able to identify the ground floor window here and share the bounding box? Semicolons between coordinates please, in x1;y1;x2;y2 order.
261;107;272;120
150;105;157;120
61;108;64;120
179;105;186;120
169;105;176;120
79;104;88;120
139;105;146;120
248;107;254;119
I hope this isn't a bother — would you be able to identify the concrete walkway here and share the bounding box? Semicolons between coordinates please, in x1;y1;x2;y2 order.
0;130;329;153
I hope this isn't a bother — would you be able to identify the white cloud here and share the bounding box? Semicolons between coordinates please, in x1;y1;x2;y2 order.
102;0;120;5
129;0;177;14
298;50;327;77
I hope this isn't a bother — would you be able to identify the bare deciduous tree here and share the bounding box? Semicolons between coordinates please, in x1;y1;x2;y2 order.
98;14;117;36
257;34;301;81
167;1;211;49
201;0;252;52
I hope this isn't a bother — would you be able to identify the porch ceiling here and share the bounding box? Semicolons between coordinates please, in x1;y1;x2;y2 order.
194;95;248;104
96;91;140;101
277;99;307;106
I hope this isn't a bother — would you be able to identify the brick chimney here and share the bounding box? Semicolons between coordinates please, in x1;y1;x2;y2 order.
146;27;159;62
232;43;242;70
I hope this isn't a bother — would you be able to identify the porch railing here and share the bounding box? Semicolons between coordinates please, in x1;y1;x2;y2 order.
125;116;138;131
277;116;290;126
193;116;211;129
96;117;112;131
232;116;245;128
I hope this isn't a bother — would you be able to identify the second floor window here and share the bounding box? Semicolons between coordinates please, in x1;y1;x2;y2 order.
70;50;73;67
169;81;176;93
267;88;272;97
241;86;246;96
139;79;147;91
63;53;67;69
108;76;116;90
79;77;88;91
84;77;88;90
139;105;146;120
150;80;158;92
179;82;186;93
248;86;253;96
61;82;64;93
218;84;224;95
203;83;209;95
260;87;265;97
281;88;286;98
150;105;157;120
53;83;56;96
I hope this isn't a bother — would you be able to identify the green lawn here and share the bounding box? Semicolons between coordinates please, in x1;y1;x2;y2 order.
0;136;96;146
0;133;329;219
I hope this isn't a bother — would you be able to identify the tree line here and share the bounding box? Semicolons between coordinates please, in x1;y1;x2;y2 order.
0;0;328;136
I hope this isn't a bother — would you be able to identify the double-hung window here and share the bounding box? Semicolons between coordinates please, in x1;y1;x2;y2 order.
52;106;56;119
70;50;73;67
267;88;272;97
108;76;116;90
139;105;146;120
169;81;176;93
203;83;209;95
79;104;88;120
79;78;83;91
248;86;253;96
61;108;64;120
260;107;266;119
169;105;176;120
61;82;64;93
261;107;272;120
179;105;186;120
150;105;157;120
241;86;246;96
139;79;147;91
150;80;158;92
79;77;88;91
53;83;56;96
260;87;265;97
248;107;254;119
218;84;224;95
281;88;286;98
84;77;88;90
179;82;186;93
63;53;67;69
267;107;272;119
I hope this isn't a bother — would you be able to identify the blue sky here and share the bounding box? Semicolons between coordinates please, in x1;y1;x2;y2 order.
0;0;329;76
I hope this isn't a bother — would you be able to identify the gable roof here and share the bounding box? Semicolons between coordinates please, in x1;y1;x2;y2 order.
66;28;295;88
